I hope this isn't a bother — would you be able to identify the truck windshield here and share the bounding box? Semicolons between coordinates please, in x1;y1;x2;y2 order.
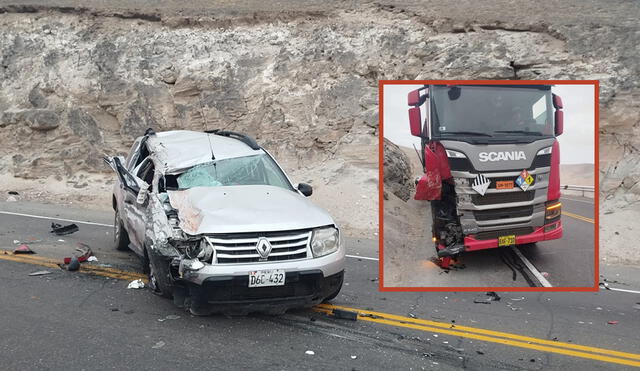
176;154;293;191
430;85;554;141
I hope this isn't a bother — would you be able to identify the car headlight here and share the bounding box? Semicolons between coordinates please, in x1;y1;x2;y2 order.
310;227;340;258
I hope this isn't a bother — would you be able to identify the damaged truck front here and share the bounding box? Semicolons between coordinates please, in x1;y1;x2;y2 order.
106;130;345;315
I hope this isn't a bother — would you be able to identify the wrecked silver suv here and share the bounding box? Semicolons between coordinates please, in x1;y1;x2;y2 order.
106;129;344;315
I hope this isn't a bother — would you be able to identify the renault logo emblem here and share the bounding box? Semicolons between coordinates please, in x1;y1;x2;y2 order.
256;237;272;260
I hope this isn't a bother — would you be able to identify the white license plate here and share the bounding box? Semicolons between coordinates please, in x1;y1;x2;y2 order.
248;269;286;288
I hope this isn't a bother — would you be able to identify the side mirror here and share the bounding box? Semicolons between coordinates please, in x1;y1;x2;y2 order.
554;110;563;136
552;94;563;109
409;107;422;137
297;183;313;197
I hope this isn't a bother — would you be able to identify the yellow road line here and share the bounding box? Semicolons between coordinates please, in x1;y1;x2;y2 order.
316;304;640;367
0;250;147;282
562;211;594;224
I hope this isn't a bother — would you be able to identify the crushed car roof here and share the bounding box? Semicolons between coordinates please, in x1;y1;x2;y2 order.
146;130;263;173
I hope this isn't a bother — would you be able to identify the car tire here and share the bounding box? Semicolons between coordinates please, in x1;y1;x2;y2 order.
114;209;130;251
143;246;173;299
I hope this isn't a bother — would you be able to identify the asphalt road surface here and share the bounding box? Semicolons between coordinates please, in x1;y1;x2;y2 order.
384;195;596;288
1;201;639;370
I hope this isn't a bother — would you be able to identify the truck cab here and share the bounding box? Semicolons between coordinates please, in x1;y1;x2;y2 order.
408;84;564;262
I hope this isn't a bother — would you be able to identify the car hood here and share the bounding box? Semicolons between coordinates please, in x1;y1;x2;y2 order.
166;185;335;235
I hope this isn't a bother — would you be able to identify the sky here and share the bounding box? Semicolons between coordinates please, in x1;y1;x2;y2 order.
382;84;595;165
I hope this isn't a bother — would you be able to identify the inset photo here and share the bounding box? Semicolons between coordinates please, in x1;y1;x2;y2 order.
380;80;598;290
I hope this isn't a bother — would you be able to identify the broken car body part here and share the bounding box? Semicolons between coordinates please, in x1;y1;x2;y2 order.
108;130;345;314
50;222;79;236
408;85;563;264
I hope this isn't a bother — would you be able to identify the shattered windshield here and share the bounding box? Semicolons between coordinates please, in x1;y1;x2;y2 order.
430;86;554;141
176;154;293;190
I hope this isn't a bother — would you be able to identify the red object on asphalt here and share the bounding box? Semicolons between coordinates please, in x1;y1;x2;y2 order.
607;321;618;325
14;244;35;254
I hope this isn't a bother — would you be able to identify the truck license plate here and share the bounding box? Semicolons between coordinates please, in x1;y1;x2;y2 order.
498;235;516;246
248;269;285;288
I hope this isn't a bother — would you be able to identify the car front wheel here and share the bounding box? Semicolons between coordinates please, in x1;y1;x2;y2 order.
114;209;130;251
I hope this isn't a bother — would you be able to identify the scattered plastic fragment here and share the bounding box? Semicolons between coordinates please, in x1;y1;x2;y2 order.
87;256;98;262
152;341;165;349
305;350;315;355
127;279;145;289
63;244;94;264
350;355;357;360
165;314;180;320
50;222;79;236
29;270;51;276
332;308;358;321
58;239;65;242
14;244;35;254
510;297;525;301
476;350;485;355
607;320;618;325
12;240;20;244
67;257;80;271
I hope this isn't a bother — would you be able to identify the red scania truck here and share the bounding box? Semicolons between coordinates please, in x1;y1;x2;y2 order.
408;84;563;267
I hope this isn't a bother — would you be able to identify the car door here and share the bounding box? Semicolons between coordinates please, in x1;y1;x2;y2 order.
104;156;148;256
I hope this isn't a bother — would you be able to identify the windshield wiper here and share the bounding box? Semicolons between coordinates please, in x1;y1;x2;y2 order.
494;130;543;136
440;131;493;137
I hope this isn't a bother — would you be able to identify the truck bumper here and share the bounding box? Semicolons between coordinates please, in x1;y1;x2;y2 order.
463;220;563;251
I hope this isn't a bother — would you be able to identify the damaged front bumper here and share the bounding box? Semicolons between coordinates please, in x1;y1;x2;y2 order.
464;220;563;252
157;247;345;314
181;270;344;315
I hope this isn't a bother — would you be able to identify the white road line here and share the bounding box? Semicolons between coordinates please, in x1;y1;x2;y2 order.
600;286;640;294
0;210;383;261
0;210;114;228
511;246;553;288
560;196;595;204
346;254;379;261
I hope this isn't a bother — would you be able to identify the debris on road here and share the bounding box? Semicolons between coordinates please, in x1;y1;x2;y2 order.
8;191;19;195
127;279;145;289
350;355;357;360
50;222;79;236
305;350;315;355
607;320;618;325
332;308;358;321
67;257;80;271
474;292;501;304
14;244;35;254
87;256;98;262
63;244;94;264
12;240;20;244
152;341;165;349
158;314;181;322
28;270;51;276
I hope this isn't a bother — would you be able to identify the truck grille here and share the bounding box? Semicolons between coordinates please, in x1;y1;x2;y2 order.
472;191;534;205
207;230;311;264
474;205;533;221
474;227;534;240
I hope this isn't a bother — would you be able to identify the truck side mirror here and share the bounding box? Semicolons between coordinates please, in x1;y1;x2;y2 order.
409;107;422;137
552;94;563;109
555;110;563;136
553;93;563;136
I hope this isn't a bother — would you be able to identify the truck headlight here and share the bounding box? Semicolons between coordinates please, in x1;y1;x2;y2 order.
310;227;340;257
545;201;561;220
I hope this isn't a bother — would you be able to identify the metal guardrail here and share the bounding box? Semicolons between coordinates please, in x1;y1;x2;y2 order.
561;184;595;197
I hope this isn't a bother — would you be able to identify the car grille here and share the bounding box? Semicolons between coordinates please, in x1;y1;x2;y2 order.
207;230;311;264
